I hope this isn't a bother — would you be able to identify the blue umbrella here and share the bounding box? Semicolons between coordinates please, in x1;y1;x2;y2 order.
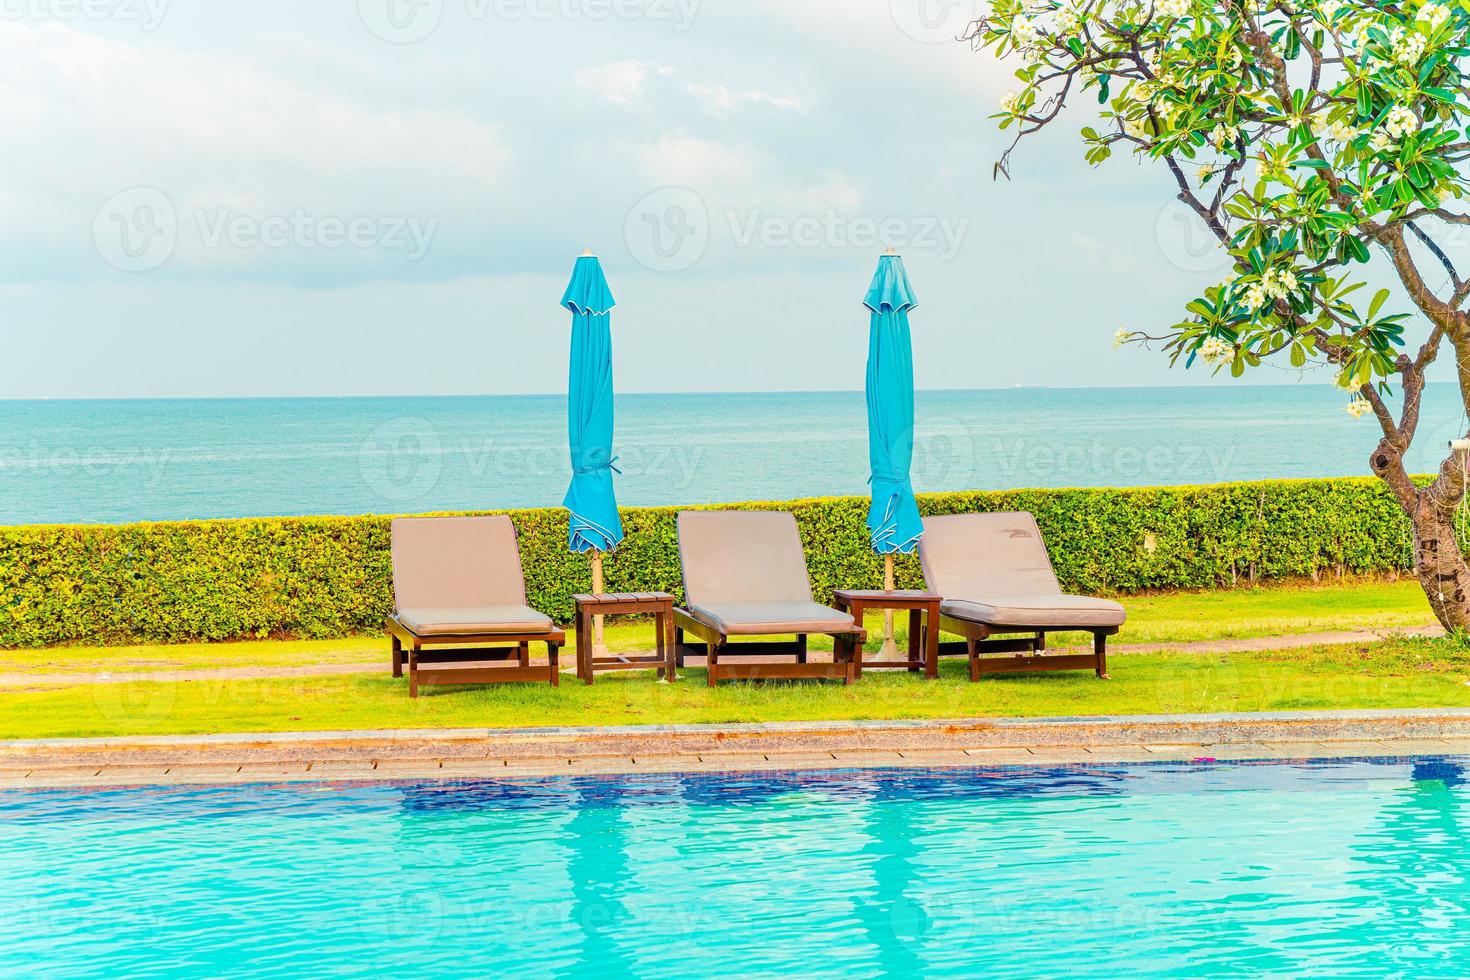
864;251;923;558
561;252;624;555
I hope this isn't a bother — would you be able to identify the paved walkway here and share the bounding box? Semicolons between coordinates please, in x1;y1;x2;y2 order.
4;709;1469;789
0;625;1443;688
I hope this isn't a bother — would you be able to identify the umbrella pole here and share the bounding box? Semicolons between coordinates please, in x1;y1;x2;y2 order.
880;553;899;660
591;550;609;657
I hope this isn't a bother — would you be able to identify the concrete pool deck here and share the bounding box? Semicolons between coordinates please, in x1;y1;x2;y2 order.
3;708;1470;788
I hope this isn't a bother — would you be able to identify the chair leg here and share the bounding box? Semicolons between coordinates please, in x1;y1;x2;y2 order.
1094;632;1110;680
549;642;561;687
967;638;980;683
1035;631;1046;652
391;635;403;678
796;634;808;664
675;627;687;668
707;640;720;687
518;642;530;668
408;642;421;698
842;636;855;686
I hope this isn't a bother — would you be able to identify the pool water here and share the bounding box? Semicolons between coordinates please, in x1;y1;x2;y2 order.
4;759;1469;978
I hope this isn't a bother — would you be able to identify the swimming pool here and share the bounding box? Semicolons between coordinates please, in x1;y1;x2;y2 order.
4;758;1468;977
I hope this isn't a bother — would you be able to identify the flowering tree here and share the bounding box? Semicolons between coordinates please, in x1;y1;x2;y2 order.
969;0;1470;628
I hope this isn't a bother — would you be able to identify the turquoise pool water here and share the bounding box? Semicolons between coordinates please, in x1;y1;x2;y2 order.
4;759;1469;977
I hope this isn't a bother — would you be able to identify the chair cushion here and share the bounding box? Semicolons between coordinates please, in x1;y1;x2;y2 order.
920;512;1062;600
392;515;528;610
677;511;815;607
687;602;857;636
941;595;1126;630
396;605;555;637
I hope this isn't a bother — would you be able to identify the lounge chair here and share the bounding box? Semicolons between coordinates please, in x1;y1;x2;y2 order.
918;512;1125;680
386;516;566;697
673;510;867;686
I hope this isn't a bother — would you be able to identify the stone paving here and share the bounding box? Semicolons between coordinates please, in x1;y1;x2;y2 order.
3;709;1469;789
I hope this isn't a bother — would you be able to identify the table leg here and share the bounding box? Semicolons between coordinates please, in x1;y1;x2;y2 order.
851;602;864;679
907;609;921;672
925;606;940;679
578;608;593;685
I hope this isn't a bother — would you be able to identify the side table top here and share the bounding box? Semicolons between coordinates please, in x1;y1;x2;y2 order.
572;592;675;607
833;589;941;603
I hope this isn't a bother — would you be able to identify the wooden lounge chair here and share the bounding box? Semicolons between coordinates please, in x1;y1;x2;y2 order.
673;510;866;686
386;516;565;697
918;512;1125;680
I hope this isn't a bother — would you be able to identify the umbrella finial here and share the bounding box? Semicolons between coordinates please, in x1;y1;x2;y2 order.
582;248;595;256
885;247;899;256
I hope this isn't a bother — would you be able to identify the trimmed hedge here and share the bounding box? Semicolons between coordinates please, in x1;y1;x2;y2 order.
0;478;1415;648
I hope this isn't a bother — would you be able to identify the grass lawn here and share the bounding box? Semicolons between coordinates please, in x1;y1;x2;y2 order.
6;636;1470;741
3;576;1435;677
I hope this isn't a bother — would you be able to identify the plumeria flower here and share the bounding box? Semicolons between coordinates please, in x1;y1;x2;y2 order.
1000;90;1024;116
1370;130;1398;154
1211;123;1240;149
1196;165;1213;181
1011;15;1040;48
1390;27;1428;66
1319;0;1345;23
1385;105;1419;140
1419;2;1451;30
1158;0;1189;18
1199;336;1233;366
1245;284;1269;310
1114;327;1131;348
1055;6;1082;34
1345;397;1372;419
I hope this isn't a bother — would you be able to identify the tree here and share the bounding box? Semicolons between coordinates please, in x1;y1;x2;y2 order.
967;0;1470;629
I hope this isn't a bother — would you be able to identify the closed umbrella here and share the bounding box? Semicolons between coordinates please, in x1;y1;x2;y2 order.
864;249;923;657
562;249;624;655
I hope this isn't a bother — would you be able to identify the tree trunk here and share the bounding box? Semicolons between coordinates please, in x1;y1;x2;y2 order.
1411;503;1470;632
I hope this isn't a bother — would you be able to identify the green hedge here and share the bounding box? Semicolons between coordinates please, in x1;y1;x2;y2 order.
0;478;1414;648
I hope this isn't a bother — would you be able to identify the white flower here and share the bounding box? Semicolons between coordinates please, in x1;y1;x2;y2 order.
1199;337;1233;365
1011;15;1039;47
1345;397;1372;419
1245;284;1268;310
1196;165;1213;181
1114;327;1131;348
1000;90;1023;116
1159;0;1189;18
1319;0;1344;23
1324;118;1362;142
1055;6;1082;34
1211;122;1240;149
1370;130;1398;154
1385;104;1419;139
1419;2;1451;30
1123;115;1150;140
1390;26;1428;65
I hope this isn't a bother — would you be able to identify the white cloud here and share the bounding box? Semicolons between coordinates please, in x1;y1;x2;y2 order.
573;60;676;106
685;83;805;116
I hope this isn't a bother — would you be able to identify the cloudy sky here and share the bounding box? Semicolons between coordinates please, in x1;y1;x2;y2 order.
0;0;1374;398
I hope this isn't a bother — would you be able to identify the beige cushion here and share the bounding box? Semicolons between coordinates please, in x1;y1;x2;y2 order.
396;605;555;636
392;516;528;610
941;596;1125;630
687;602;856;636
677;511;814;606
920;512;1061;599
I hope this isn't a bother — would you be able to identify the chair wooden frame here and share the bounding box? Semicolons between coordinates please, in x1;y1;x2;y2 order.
387;616;565;698
932;613;1114;681
673;609;866;686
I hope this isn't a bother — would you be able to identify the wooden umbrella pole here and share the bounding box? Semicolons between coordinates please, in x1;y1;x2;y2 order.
880;553;899;660
591;550;609;656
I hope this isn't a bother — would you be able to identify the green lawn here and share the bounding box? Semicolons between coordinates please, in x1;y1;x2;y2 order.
5;635;1470;741
3;576;1435;676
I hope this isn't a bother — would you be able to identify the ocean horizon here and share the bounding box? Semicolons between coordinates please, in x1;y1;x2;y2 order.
0;385;1456;526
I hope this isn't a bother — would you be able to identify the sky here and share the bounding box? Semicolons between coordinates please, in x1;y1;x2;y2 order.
0;0;1441;398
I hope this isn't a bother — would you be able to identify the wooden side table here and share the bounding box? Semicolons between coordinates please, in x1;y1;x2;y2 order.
572;592;676;685
832;590;941;680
